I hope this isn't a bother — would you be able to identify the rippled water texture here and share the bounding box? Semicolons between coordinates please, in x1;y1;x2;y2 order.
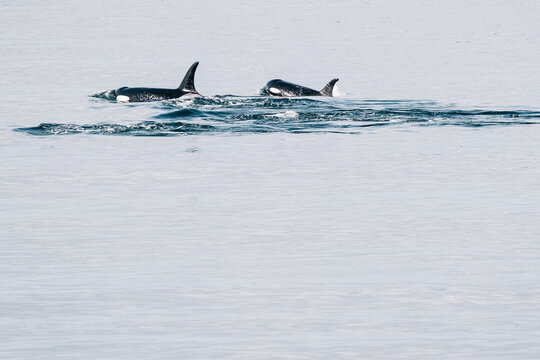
2;1;540;359
17;94;540;136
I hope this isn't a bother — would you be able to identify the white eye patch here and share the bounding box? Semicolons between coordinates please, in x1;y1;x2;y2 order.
269;87;281;95
116;95;130;103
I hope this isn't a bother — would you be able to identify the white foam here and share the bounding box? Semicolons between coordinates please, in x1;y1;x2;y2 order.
332;84;346;97
273;110;298;119
116;95;130;103
181;93;203;98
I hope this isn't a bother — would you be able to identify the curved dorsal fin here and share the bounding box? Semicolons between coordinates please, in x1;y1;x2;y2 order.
178;61;199;92
320;78;339;96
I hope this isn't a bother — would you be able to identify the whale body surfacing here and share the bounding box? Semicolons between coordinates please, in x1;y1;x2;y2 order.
261;78;339;97
114;61;201;102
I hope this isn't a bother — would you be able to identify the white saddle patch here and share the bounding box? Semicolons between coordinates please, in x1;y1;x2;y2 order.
116;95;130;103
269;87;281;95
181;93;203;98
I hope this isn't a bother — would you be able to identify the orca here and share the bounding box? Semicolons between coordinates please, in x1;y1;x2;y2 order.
115;62;201;102
261;78;339;97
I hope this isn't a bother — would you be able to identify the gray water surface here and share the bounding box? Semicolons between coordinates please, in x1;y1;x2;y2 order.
1;1;540;359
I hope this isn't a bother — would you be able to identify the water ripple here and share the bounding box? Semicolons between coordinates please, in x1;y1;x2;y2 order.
16;96;540;136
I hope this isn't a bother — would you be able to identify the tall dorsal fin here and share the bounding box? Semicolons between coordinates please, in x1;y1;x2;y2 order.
178;61;199;92
320;78;339;96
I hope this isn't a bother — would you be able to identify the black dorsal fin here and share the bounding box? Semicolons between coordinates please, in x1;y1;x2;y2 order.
178;61;199;92
320;78;339;96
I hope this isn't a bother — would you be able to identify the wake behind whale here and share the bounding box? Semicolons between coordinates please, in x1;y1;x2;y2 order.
17;96;540;136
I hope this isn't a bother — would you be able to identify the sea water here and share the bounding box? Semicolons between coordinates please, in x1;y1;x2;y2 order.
1;1;540;359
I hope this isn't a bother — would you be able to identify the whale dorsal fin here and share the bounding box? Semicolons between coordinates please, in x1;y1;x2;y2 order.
178;61;199;92
320;78;339;96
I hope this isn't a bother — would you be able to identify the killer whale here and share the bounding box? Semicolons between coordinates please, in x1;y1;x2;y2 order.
115;62;201;102
261;78;339;97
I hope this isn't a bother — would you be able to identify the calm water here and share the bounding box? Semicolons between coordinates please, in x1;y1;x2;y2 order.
1;1;540;359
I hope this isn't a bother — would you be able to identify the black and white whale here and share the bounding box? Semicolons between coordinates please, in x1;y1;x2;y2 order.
115;61;201;102
261;78;339;97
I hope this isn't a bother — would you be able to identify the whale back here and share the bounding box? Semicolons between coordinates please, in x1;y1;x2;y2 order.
263;78;339;97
